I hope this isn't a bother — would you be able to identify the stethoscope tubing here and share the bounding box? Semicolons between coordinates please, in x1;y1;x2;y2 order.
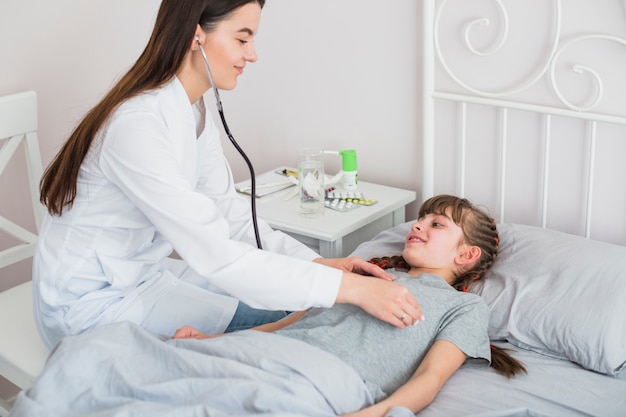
197;42;263;250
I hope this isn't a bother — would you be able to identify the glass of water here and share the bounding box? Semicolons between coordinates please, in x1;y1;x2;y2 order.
297;148;325;218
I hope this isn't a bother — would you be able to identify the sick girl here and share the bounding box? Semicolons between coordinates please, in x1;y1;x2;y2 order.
175;194;526;416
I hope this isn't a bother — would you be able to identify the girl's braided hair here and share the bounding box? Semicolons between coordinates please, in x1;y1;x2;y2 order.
425;194;499;292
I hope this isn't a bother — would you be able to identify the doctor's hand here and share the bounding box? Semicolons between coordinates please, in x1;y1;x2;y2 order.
313;257;395;281
336;273;424;329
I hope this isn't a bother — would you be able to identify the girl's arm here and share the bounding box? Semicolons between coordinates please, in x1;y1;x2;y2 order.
343;339;467;417
172;310;308;339
248;310;308;332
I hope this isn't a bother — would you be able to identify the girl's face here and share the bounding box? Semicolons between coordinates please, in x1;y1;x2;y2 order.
202;3;261;90
402;209;468;276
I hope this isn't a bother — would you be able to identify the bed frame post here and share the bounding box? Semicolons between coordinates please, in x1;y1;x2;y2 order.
422;0;435;202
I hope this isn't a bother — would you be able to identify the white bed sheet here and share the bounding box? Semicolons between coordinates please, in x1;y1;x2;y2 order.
419;342;626;417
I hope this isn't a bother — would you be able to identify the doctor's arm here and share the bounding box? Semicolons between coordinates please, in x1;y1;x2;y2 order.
313;257;395;281
342;339;467;417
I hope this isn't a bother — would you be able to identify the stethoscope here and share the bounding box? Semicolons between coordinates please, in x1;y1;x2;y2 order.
196;37;263;250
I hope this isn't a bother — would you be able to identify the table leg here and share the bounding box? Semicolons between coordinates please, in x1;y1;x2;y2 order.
319;238;342;258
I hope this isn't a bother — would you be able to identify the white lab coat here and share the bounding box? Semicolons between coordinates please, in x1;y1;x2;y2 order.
33;78;341;348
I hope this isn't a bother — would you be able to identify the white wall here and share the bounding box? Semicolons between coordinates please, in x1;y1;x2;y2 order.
222;0;421;190
0;0;419;397
0;0;160;291
0;0;423;289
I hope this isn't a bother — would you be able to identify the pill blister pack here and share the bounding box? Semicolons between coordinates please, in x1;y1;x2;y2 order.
324;190;378;212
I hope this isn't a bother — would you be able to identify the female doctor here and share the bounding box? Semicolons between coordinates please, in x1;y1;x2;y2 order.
34;0;422;349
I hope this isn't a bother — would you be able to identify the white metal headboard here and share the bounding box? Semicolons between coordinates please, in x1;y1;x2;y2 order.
422;0;626;244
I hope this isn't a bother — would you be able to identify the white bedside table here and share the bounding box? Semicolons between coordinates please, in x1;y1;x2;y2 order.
252;181;416;258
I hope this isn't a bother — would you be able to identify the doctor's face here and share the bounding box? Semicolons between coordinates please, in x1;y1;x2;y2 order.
203;3;261;90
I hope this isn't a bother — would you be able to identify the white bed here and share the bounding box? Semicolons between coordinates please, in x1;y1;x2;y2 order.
7;1;626;416
352;0;626;415
351;222;626;417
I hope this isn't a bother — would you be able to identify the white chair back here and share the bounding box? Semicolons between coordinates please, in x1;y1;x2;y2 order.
0;91;49;416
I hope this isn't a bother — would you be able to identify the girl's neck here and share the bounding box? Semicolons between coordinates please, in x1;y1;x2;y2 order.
408;267;455;285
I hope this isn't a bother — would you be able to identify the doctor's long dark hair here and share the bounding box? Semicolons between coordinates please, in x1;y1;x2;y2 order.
40;0;265;215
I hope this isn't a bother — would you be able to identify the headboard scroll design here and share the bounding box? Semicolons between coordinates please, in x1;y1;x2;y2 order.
422;0;626;244
432;0;626;113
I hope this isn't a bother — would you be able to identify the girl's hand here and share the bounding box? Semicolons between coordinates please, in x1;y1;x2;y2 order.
313;256;395;281
172;325;212;339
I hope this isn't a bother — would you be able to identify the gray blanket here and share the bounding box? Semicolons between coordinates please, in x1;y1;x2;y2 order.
12;322;376;416
10;322;555;417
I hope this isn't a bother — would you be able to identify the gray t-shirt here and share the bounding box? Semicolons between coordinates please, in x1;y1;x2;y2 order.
277;272;491;399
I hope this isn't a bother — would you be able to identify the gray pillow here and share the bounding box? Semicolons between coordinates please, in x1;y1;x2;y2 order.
350;221;411;261
473;223;626;376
